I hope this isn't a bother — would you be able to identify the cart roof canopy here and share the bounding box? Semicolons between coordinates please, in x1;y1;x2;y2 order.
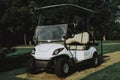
34;4;97;42
36;4;96;13
35;4;96;34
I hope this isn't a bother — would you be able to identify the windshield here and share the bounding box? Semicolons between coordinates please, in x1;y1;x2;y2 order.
38;7;69;25
35;24;68;42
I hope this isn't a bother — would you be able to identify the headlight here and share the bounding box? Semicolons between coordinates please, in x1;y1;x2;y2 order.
31;48;35;54
53;48;64;55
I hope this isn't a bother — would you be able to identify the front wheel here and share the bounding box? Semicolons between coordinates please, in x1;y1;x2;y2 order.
55;58;70;77
27;57;40;74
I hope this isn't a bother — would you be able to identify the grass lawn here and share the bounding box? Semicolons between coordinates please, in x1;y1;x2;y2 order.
0;68;27;80
103;44;120;53
80;62;120;80
0;47;32;80
95;41;120;54
0;41;120;80
103;40;120;43
80;41;120;80
6;48;33;57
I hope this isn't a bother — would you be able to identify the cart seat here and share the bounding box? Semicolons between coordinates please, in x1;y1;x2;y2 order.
66;32;90;50
66;32;90;45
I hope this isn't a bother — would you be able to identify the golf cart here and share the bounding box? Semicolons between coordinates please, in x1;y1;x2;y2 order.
27;4;103;77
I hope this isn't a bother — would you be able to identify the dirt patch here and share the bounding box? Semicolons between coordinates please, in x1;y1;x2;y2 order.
17;51;120;80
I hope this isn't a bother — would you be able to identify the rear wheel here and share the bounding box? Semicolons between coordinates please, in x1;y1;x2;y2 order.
55;58;70;77
27;57;40;74
92;53;99;67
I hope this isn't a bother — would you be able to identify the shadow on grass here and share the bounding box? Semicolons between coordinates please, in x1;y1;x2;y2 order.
0;52;31;73
0;68;28;80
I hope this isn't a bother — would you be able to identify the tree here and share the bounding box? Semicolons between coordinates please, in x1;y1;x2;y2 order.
0;0;34;45
77;0;118;40
0;0;119;47
28;0;119;40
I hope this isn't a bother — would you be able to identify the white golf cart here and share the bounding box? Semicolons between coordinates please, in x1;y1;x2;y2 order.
27;4;103;77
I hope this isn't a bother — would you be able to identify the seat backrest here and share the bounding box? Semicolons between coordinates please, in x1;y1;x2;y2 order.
66;32;89;45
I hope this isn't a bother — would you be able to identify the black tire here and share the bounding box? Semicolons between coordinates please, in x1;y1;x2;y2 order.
55;58;70;77
27;57;40;74
92;53;99;67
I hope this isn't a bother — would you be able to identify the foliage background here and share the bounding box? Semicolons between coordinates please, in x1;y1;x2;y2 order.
0;0;120;47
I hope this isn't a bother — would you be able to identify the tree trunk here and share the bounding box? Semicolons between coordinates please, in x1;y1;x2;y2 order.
24;33;27;46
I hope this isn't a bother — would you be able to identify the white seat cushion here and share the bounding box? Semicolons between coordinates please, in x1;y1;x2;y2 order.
66;32;89;45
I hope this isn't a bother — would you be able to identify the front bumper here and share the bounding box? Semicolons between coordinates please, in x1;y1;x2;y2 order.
35;59;52;68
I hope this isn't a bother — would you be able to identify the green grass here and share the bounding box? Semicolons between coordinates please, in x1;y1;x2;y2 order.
95;41;120;54
103;44;120;53
103;40;120;43
0;47;31;80
0;68;27;80
0;41;120;80
7;48;33;56
79;41;120;80
80;62;120;80
0;48;32;73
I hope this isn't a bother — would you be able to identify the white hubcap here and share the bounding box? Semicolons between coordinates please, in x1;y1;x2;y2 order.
95;57;98;65
63;63;69;73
